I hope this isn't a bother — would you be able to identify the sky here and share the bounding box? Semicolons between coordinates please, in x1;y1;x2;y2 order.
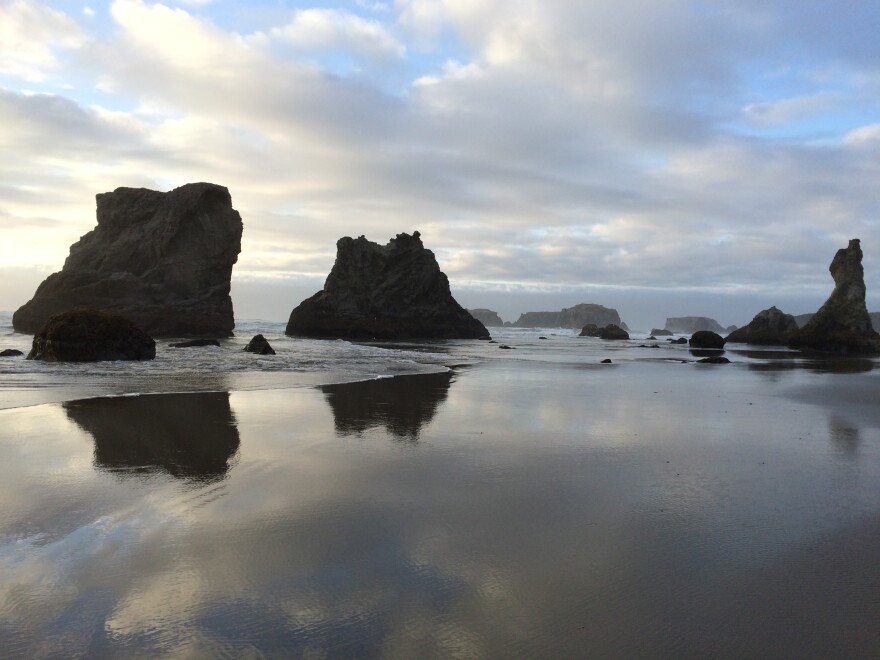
1;0;879;330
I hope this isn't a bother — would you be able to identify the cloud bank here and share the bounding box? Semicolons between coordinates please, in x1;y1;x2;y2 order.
0;0;878;328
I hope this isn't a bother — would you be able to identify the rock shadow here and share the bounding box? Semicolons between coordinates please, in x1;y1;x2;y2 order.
320;370;453;441
64;391;240;482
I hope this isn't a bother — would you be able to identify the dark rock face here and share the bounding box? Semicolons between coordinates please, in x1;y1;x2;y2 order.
244;334;275;355
671;337;688;344
0;349;23;357
689;330;725;349
27;309;155;362
467;309;503;326
651;328;673;336
579;323;601;337
169;338;220;348
665;317;726;334
13;183;242;337
789;239;880;354
514;304;627;330
726;306;798;345
600;324;629;340
286;232;489;340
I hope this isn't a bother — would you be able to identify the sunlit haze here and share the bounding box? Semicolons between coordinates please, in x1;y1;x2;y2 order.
1;0;878;330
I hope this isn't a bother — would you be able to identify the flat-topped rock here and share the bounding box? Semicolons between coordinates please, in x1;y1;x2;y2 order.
286;231;489;340
726;306;799;345
789;239;880;354
13;183;242;337
467;309;503;326
515;304;628;330
27;309;155;362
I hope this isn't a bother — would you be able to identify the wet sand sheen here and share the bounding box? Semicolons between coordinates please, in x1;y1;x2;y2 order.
0;360;879;657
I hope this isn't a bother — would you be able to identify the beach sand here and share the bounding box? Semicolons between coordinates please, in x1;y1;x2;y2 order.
1;358;879;657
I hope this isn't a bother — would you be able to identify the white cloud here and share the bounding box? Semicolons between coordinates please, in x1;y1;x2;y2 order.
0;0;85;81
742;91;842;126
269;8;405;62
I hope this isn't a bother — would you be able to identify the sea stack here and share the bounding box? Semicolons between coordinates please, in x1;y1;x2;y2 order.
789;239;880;354
286;231;490;340
12;183;242;337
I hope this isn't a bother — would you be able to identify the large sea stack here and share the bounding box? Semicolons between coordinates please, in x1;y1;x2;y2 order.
726;306;799;345
13;183;242;337
286;232;490;340
514;304;627;330
788;239;880;354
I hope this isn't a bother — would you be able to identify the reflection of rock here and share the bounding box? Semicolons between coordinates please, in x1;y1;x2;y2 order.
321;371;453;440
467;309;503;326
64;391;240;481
514;304;628;330
13;183;243;337
726;306;798;345
789;239;880;354
665;317;726;334
828;417;860;454
27;309;155;362
286;232;489;340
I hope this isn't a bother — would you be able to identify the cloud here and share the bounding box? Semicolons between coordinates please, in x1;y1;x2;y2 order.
0;0;85;81
742;92;842;126
269;8;405;62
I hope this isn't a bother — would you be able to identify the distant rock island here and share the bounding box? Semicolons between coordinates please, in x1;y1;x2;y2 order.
664;316;734;334
286;231;490;340
789;239;880;354
468;309;504;326
12;183;242;337
511;303;627;330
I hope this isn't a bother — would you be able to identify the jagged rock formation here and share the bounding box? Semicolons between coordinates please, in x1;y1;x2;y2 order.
286;232;489;340
468;309;503;326
27;309;155;362
795;311;880;329
789;239;880;354
244;334;275;355
13;183;242;337
726;307;799;345
665;317;726;334
514;303;627;330
579;324;601;337
689;330;725;349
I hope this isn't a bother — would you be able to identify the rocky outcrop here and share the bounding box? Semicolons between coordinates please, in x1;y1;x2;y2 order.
13;183;242;337
244;334;275;355
514;304;627;330
726;307;799;345
600;324;629;340
579;324;601;337
788;239;880;354
0;349;23;357
27;309;155;362
665;317;726;334
169;339;220;348
689;330;725;349
697;356;730;364
467;309;504;326
650;328;673;336
286;232;489;340
796;311;880;329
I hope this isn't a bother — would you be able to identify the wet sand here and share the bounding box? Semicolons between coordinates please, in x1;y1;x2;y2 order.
1;359;879;657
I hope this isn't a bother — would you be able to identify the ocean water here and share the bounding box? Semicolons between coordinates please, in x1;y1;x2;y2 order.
2;312;880;657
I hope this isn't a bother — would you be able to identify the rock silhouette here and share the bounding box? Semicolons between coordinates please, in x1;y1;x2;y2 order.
727;306;799;345
27;309;155;362
286;232;489;340
467;309;504;326
665;317;727;334
689;330;725;349
789;239;880;354
244;334;276;355
514;304;627;330
13;183;242;337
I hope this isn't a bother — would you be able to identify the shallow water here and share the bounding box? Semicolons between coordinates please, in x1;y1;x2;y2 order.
1;349;879;657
